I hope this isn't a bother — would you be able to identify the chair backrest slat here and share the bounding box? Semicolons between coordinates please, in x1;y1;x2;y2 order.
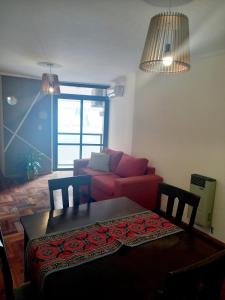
61;187;69;208
189;205;198;230
175;200;186;225
72;185;80;205
166;195;175;218
156;182;200;230
48;175;91;210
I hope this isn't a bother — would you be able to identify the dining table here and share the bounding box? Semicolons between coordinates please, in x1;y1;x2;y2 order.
20;197;224;300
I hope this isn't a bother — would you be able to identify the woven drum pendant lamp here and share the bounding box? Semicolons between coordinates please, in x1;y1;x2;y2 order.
39;62;61;95
41;73;60;95
139;12;190;73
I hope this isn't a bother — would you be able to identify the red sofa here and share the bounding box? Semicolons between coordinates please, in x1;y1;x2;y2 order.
73;148;163;210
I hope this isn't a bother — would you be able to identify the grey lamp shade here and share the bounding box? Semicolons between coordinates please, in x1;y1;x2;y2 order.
139;12;190;73
41;73;61;95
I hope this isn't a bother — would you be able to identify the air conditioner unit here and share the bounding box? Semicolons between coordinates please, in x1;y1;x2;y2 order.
188;174;216;228
107;85;124;98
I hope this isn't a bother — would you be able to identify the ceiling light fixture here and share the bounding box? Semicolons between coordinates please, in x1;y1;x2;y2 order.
39;62;61;95
139;8;190;73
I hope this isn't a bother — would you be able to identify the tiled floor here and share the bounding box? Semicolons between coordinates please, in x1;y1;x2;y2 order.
0;171;72;289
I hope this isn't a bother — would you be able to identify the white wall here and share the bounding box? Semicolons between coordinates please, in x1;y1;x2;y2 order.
108;73;135;154
0;76;4;174
132;54;225;242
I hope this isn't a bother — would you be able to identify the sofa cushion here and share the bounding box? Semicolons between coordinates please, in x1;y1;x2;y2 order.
102;148;123;172
78;167;111;176
88;152;110;172
92;174;120;196
115;154;148;178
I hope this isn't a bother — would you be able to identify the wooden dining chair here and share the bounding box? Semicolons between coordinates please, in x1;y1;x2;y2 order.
48;175;92;210
0;228;38;300
159;249;225;300
155;182;200;230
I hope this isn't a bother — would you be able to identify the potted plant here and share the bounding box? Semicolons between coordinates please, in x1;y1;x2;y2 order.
26;151;42;181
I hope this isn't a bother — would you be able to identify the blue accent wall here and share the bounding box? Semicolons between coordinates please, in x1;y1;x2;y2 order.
2;76;52;178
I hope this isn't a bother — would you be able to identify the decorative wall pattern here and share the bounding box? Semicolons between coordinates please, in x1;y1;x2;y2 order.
1;76;52;178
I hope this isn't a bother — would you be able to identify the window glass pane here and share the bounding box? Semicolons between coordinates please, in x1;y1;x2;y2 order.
60;85;106;96
58;99;80;133
82;134;102;144
58;134;80;144
83;101;105;136
55;90;108;170
82;146;101;159
58;145;79;168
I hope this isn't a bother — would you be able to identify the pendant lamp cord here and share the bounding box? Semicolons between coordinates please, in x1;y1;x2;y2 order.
169;0;172;12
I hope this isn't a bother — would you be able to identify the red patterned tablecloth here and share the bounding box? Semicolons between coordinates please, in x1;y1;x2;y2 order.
26;211;183;291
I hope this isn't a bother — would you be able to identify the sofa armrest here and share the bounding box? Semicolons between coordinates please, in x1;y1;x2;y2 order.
73;159;89;176
114;175;163;210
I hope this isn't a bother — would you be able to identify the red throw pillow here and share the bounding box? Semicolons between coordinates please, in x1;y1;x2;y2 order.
102;148;123;172
115;154;148;177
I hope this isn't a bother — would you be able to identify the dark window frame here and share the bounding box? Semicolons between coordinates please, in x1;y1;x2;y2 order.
53;83;109;171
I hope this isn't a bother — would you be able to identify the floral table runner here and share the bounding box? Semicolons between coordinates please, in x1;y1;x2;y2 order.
26;211;183;291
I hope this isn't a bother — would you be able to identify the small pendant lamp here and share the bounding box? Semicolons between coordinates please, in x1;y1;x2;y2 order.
40;62;61;95
139;12;190;73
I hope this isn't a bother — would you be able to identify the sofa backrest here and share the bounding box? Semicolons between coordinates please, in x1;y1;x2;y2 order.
146;166;155;175
115;154;148;178
102;148;155;176
102;148;123;172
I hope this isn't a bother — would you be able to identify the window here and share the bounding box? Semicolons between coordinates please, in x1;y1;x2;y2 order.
53;84;109;169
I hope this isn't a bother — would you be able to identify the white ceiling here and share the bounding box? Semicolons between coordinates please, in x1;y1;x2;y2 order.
0;0;224;84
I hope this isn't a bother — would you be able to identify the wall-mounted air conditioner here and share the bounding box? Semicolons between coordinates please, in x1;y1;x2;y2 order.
107;85;124;98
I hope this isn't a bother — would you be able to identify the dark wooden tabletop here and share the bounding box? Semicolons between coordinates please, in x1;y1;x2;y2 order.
20;197;146;240
20;197;224;300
